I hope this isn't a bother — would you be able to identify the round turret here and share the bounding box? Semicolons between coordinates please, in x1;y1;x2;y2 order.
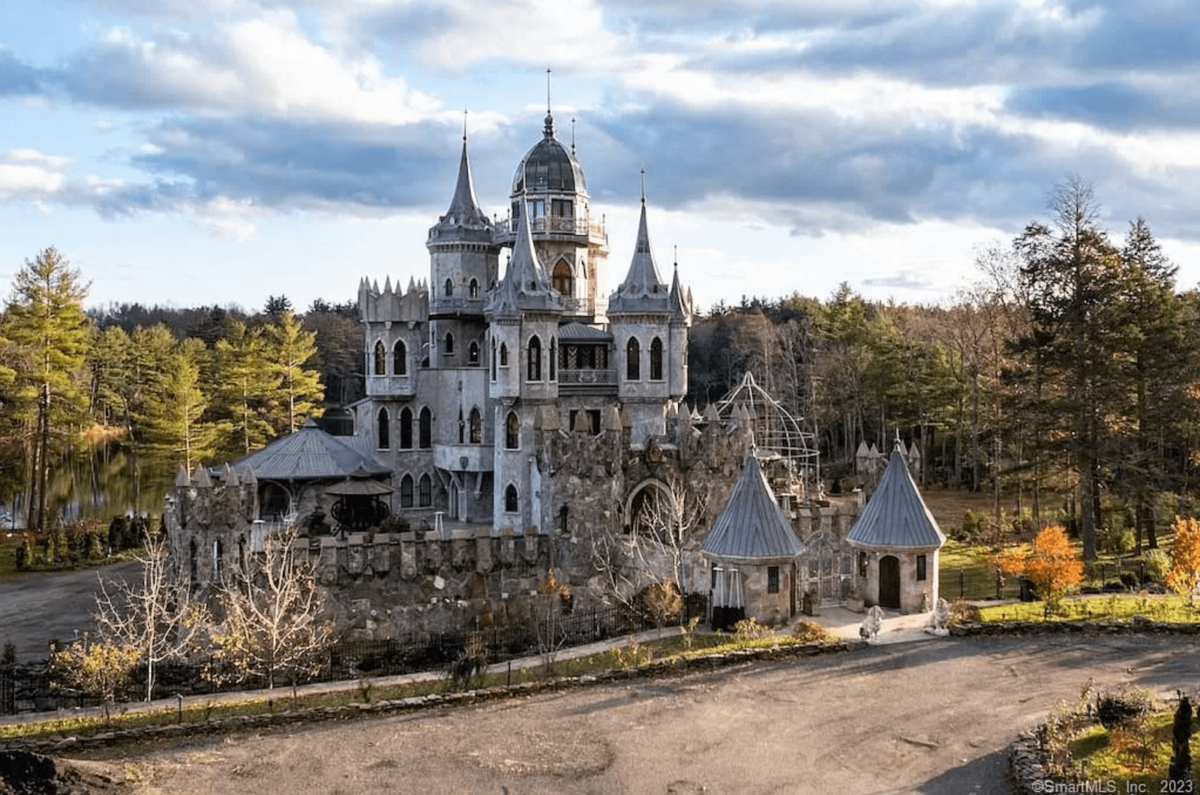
511;117;588;197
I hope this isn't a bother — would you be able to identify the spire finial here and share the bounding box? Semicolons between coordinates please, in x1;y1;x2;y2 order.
673;244;678;266
543;68;554;138
640;168;646;205
462;107;468;143
571;116;576;154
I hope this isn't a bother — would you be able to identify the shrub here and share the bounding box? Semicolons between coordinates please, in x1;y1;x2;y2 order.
1098;526;1135;555
792;620;835;644
1166;517;1200;596
1096;687;1152;729
1143;549;1170;583
961;509;988;540
947;600;982;624
733;618;773;644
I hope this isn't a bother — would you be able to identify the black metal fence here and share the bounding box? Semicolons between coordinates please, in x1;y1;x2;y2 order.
0;597;708;716
940;560;1158;602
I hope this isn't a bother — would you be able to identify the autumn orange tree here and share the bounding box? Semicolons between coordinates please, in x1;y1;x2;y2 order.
1166;517;1200;598
994;525;1084;612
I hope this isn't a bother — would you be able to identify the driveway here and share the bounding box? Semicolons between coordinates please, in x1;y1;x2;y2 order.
90;633;1200;794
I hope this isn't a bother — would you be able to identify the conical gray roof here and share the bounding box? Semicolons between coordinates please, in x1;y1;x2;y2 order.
442;139;488;228
488;194;563;318
234;420;391;481
701;455;804;562
610;193;670;315
847;447;945;550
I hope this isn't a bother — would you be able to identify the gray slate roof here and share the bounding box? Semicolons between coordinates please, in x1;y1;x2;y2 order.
847;448;945;550
558;321;613;341
701;455;805;562
232;420;391;482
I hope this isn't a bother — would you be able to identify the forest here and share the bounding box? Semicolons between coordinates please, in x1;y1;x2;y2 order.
1;176;1197;560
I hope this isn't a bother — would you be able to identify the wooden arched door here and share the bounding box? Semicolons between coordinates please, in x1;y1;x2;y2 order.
879;555;901;609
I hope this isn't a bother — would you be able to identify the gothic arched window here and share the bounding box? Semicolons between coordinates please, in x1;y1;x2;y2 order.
419;474;432;507
469;408;482;444
444;278;453;297
373;340;386;376
491;339;497;380
444;332;455;355
400;475;413;508
527;335;542;381
377;408;390;450
505;484;519;513
469;278;479;299
505;411;519;449
469;340;480;365
626;337;641;380
650;337;664;381
549;338;557;381
500;343;509;367
419;407;432;448
400;407;413;449
392;340;407;375
552;261;573;296
458;408;465;443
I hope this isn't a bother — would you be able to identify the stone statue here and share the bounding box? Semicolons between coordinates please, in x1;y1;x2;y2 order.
925;597;951;637
859;604;884;642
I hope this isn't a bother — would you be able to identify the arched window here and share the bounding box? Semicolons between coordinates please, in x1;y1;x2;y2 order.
373;340;386;375
505;411;519;449
468;340;479;365
458;408;465;443
469;278;479;299
650;337;664;381
392;340;407;375
400;407;413;449
419;407;432;448
212;539;223;582
626;337;641;380
527;335;542;381
444;278;453;297
189;539;197;583
549;338;556;381
552;260;573;295
400;475;413;508
469;408;482;443
444;332;455;355
500;343;508;366
377;408;390;449
491;339;497;380
419;474;432;507
505;484;518;513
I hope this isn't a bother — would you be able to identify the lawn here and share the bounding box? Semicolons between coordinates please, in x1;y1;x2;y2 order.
1067;707;1200;787
977;594;1200;623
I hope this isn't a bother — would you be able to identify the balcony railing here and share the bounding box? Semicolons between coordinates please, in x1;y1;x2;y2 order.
558;367;617;385
494;215;606;243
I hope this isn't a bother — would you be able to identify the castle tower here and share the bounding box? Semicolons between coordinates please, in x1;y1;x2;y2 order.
608;183;690;443
427;132;499;371
486;197;565;533
499;107;608;324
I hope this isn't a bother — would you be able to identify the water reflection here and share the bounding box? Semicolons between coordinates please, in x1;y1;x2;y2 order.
10;451;174;528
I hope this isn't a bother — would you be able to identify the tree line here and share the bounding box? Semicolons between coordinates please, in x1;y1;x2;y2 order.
0;250;361;533
688;176;1200;560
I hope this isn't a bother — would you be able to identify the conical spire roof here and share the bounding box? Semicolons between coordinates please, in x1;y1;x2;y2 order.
610;184;670;315
847;446;945;550
701;455;805;562
441;138;488;228
487;196;563;317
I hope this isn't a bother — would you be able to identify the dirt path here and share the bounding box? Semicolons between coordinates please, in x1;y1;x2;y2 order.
77;633;1200;794
0;561;140;661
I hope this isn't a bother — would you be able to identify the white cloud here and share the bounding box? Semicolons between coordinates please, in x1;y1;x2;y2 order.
4;149;73;169
0;163;66;201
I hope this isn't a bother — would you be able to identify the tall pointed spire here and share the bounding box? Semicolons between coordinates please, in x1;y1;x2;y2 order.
543;68;554;138
614;171;665;297
442;112;488;227
488;194;563;317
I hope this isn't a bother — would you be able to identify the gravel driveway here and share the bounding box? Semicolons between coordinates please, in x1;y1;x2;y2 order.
83;633;1200;795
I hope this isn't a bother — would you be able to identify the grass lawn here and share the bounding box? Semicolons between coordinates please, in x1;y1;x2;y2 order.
1068;709;1200;787
977;594;1200;623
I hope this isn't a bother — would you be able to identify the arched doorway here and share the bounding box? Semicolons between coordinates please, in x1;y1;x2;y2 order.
879;555;901;609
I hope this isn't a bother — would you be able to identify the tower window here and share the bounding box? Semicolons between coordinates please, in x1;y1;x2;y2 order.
549;339;556;381
444;278;453;297
419;407;432;448
917;555;928;581
393;340;407;375
458;408;465;443
419;474;432;507
650;337;664;381
491;339;497;380
505;484;519;513
445;332;455;355
400;475;413;508
768;566;779;594
470;408;482;444
373;340;386;376
505;411;519;449
528;335;542;382
469;278;479;299
626;337;641;381
400;407;413;449
377;408;390;450
552;199;573;218
552;261;573;295
469;340;480;365
500;343;509;367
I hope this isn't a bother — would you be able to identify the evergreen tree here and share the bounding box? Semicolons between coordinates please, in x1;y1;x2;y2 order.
1169;695;1193;783
263;310;324;435
0;247;91;533
211;320;275;457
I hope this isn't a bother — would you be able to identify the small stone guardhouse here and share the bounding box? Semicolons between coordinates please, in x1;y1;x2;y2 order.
700;453;805;629
846;441;945;613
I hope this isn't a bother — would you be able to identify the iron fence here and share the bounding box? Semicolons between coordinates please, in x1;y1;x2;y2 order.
940;559;1158;603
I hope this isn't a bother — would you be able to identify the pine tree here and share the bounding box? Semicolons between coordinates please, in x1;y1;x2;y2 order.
0;247;91;534
263;310;324;435
210;320;275;458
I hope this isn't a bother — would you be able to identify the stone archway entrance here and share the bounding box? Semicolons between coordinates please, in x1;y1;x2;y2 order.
879;555;901;609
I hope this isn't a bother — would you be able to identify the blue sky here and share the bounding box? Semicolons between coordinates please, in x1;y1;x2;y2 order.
3;0;1200;313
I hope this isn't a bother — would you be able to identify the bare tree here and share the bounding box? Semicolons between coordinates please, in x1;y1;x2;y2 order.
93;529;209;702
212;524;334;689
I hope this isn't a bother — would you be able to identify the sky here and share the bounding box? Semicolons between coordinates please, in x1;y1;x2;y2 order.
3;0;1200;314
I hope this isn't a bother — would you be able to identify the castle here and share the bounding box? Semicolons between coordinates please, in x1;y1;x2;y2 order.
162;106;944;639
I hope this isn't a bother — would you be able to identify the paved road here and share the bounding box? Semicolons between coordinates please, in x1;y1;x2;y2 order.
0;561;140;661
95;633;1200;795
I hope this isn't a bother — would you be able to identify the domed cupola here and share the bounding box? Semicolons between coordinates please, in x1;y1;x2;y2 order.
511;113;588;197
